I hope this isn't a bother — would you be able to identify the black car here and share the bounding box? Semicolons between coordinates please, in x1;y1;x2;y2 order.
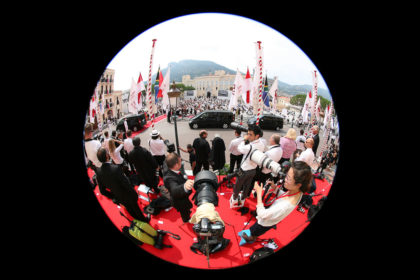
247;113;283;131
116;113;146;132
189;110;235;129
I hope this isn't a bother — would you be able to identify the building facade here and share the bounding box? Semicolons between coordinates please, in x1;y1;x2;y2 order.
182;70;236;98
92;69;124;126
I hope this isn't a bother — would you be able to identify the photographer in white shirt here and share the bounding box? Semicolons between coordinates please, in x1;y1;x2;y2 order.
230;125;265;208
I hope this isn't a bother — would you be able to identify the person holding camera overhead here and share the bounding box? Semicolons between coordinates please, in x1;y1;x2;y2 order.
149;129;166;178
239;161;312;244
230;125;265;208
128;136;159;193
163;153;195;223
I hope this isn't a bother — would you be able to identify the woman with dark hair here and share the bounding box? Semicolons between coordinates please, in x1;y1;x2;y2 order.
239;161;313;244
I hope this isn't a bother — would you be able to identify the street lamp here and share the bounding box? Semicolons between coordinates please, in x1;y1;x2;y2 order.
167;81;181;155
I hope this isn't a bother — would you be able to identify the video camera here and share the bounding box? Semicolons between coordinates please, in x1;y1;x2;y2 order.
163;139;175;153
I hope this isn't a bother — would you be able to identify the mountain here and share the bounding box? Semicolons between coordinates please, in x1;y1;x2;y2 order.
153;59;331;100
160;59;236;82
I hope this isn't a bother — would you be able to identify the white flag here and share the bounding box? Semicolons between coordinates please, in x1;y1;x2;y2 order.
159;67;171;108
315;98;321;121
229;69;244;110
129;78;140;114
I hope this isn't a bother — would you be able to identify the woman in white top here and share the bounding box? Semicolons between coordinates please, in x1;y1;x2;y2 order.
240;161;313;244
108;138;124;165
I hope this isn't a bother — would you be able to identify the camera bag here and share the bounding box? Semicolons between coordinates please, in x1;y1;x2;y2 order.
249;247;275;263
143;196;172;216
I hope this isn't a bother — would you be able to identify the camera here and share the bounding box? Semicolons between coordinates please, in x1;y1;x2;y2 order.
190;171;229;262
230;122;248;132
163;139;175;153
192;170;219;207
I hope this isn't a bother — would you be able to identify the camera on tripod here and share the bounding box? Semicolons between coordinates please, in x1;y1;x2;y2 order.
190;171;229;262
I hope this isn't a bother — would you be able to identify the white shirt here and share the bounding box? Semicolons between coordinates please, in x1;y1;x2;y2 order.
237;138;265;171
262;145;283;174
123;138;134;154
110;144;124;165
295;135;306;151
149;138;166;156
256;191;302;227
296;147;315;166
228;136;244;156
85;139;102;168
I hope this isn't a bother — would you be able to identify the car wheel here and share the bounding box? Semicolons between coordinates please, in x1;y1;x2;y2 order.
276;126;281;131
192;123;198;129
222;123;228;129
133;126;138;132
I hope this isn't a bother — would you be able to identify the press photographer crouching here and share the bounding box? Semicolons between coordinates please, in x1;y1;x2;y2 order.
189;170;229;261
238;161;312;245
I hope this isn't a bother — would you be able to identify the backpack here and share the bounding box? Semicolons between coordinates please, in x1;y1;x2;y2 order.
249;247;275;263
120;212;179;249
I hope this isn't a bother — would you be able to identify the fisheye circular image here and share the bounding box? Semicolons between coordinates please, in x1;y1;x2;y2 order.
83;13;339;269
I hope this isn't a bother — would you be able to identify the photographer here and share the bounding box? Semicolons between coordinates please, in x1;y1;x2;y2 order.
257;134;283;184
163;153;195;223
230;125;265;208
179;144;197;175
149;129;166;178
240;161;312;244
228;129;244;174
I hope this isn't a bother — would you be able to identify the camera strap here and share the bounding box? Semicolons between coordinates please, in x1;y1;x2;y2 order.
239;144;253;170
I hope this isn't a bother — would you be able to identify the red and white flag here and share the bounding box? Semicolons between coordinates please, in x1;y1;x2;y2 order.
129;78;141;114
242;67;253;107
159;67;171;108
136;72;145;110
229;69;244;110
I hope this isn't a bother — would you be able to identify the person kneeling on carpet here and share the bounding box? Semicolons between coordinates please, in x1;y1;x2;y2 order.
239;161;312;245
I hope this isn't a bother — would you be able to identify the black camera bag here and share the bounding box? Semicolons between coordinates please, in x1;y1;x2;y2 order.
249;247;275;263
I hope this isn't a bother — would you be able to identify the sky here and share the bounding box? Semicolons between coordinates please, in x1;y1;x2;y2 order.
107;13;330;93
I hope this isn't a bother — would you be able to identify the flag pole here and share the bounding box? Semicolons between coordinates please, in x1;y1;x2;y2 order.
147;39;157;129
256;41;263;126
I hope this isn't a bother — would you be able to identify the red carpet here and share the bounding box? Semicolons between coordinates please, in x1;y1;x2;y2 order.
87;167;331;269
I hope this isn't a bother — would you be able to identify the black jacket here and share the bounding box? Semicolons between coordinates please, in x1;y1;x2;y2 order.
163;169;192;212
313;134;320;155
210;137;226;170
193;137;210;162
128;146;158;188
96;162;138;204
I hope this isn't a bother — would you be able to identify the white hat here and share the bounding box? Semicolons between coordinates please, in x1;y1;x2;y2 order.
150;129;160;137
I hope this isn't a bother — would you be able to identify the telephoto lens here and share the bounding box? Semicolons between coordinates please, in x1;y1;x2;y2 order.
193;171;219;206
230;122;248;132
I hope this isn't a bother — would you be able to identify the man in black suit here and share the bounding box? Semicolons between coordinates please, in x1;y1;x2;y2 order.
95;148;148;222
163;152;195;223
192;130;211;174
128;137;159;193
311;125;320;156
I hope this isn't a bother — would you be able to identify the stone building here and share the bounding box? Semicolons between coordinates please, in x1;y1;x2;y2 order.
182;70;236;98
